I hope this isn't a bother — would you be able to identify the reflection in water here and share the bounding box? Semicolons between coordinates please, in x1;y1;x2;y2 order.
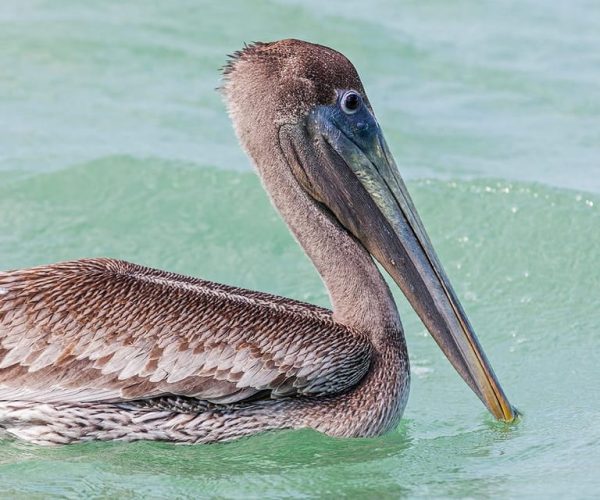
0;423;523;497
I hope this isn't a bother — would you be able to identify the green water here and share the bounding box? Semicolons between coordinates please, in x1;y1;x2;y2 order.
1;1;599;498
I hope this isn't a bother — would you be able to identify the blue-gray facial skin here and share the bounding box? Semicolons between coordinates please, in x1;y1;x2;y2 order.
317;89;382;155
299;90;517;424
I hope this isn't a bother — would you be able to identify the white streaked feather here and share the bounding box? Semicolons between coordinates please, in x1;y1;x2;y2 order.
27;344;65;372
0;258;372;407
117;352;151;380
0;385;119;403
165;350;202;384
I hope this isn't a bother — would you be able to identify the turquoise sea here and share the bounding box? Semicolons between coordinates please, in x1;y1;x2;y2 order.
1;1;599;498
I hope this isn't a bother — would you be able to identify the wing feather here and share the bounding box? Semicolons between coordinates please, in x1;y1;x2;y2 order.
0;259;372;405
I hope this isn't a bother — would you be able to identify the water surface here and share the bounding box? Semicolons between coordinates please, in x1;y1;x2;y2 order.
1;1;599;498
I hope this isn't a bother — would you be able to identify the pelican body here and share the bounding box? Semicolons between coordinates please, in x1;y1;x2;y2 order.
0;40;515;445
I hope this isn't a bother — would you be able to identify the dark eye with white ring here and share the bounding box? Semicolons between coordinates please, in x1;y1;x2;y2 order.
340;90;362;114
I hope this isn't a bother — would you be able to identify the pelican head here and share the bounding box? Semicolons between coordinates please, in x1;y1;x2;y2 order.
222;39;515;421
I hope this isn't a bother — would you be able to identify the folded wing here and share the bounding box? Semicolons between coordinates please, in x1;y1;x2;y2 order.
0;259;372;405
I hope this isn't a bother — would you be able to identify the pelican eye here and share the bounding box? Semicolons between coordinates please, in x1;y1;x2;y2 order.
340;91;361;114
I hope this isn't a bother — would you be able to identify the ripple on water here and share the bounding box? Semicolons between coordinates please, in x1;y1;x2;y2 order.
1;155;599;498
1;0;600;494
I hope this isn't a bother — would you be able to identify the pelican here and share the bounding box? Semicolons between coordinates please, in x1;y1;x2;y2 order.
0;40;515;445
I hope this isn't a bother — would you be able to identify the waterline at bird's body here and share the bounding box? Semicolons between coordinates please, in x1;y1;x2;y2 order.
0;40;513;445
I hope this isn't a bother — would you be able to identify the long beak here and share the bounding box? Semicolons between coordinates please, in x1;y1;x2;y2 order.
282;107;516;422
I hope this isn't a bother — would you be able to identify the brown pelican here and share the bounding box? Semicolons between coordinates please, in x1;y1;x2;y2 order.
0;40;515;445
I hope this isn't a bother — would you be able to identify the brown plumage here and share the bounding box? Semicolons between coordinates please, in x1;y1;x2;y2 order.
0;259;371;403
0;39;515;445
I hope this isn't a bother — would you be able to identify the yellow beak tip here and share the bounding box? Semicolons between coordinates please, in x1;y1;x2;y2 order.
499;405;521;423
